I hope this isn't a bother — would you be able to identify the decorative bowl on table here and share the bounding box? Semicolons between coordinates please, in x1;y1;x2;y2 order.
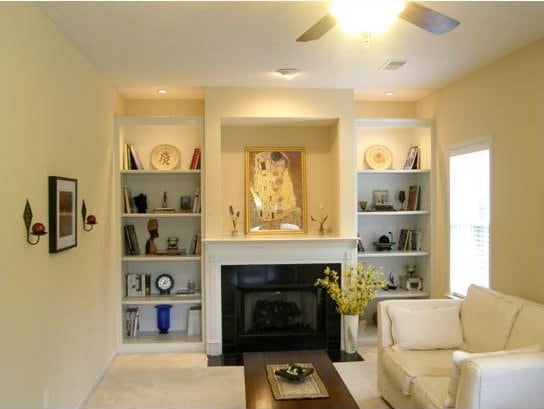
274;363;314;382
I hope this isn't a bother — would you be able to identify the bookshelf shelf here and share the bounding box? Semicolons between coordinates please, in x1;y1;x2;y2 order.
115;116;204;353
122;213;201;218
358;250;430;258
122;255;202;262
123;294;202;305
121;169;201;175
357;210;429;217
375;289;430;299
357;169;431;175
122;330;202;345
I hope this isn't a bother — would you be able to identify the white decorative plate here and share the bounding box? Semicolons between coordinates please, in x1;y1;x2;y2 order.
365;145;392;170
150;144;181;170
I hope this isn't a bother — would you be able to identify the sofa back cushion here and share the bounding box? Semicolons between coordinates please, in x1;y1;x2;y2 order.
461;285;522;352
505;302;544;349
388;305;464;350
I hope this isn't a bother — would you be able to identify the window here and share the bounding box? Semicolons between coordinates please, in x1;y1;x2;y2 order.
449;140;490;297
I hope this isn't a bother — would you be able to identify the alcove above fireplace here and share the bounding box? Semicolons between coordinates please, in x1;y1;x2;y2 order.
221;264;341;353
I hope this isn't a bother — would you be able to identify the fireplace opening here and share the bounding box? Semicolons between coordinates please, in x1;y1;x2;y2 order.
221;264;340;354
243;286;317;334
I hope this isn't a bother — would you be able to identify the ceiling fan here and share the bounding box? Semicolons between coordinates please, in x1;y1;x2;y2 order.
297;1;460;42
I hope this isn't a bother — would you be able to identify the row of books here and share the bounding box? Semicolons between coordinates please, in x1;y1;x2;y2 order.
121;144;202;171
124;224;140;255
125;307;140;337
126;273;151;297
398;229;422;251
190;232;202;255
190;148;201;170
122;143;144;170
192;187;201;213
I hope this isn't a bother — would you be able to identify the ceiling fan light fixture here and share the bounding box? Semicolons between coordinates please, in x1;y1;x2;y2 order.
157;88;168;94
276;68;300;80
329;0;406;35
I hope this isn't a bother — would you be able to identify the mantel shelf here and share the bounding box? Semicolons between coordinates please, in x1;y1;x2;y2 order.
203;235;358;243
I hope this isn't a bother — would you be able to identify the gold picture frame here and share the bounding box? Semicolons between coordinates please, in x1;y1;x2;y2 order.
245;147;307;234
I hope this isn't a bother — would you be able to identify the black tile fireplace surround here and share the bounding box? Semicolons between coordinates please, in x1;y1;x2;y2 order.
221;263;341;355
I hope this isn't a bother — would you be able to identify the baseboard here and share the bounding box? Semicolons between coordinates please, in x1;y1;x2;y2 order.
76;350;117;409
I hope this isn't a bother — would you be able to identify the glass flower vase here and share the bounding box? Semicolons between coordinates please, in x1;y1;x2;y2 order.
343;314;359;354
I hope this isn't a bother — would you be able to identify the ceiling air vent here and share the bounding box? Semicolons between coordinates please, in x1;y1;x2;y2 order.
380;60;408;71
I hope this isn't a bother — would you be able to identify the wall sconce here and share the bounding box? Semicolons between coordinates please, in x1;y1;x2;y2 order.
81;200;97;232
23;199;47;245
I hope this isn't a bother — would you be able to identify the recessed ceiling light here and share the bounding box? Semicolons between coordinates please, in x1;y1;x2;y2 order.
384;91;395;96
157;88;168;94
276;68;300;80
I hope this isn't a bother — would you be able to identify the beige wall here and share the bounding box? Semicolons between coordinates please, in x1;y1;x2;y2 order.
122;99;204;117
354;101;417;118
418;39;544;303
0;4;117;408
204;88;355;238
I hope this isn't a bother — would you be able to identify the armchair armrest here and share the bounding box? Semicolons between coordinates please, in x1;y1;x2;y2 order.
456;352;544;409
377;298;462;350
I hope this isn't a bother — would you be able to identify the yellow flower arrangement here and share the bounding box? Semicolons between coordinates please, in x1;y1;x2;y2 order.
315;263;387;315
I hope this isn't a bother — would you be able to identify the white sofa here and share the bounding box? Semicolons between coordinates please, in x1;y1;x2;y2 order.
377;284;544;409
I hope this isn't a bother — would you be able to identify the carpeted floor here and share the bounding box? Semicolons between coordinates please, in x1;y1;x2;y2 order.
84;345;389;409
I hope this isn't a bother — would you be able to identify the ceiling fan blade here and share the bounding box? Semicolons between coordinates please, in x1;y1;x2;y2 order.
297;14;336;42
399;2;459;34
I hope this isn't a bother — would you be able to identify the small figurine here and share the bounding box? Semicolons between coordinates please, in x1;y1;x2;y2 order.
162;191;168;208
310;203;328;235
146;219;159;254
229;205;240;235
133;194;148;213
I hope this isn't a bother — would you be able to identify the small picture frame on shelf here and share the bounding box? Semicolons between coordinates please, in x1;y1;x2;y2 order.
403;146;420;170
372;190;389;206
180;195;192;212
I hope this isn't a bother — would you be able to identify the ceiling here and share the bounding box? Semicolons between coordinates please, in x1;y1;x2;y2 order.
38;1;544;101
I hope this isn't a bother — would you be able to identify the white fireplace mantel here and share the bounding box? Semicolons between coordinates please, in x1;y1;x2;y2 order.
203;236;357;355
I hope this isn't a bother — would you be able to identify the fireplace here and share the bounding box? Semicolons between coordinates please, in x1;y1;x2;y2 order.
221;264;341;353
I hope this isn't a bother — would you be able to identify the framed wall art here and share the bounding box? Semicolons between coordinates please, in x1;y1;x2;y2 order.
245;147;307;234
48;176;77;253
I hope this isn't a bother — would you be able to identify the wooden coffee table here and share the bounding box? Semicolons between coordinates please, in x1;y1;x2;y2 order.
243;350;359;409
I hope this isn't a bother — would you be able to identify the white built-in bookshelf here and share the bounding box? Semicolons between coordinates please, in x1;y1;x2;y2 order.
114;116;204;353
355;118;433;297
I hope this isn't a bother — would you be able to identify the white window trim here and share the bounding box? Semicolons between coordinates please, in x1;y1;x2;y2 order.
447;135;493;298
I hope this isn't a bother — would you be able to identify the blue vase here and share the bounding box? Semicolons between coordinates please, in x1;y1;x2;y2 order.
155;304;172;334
